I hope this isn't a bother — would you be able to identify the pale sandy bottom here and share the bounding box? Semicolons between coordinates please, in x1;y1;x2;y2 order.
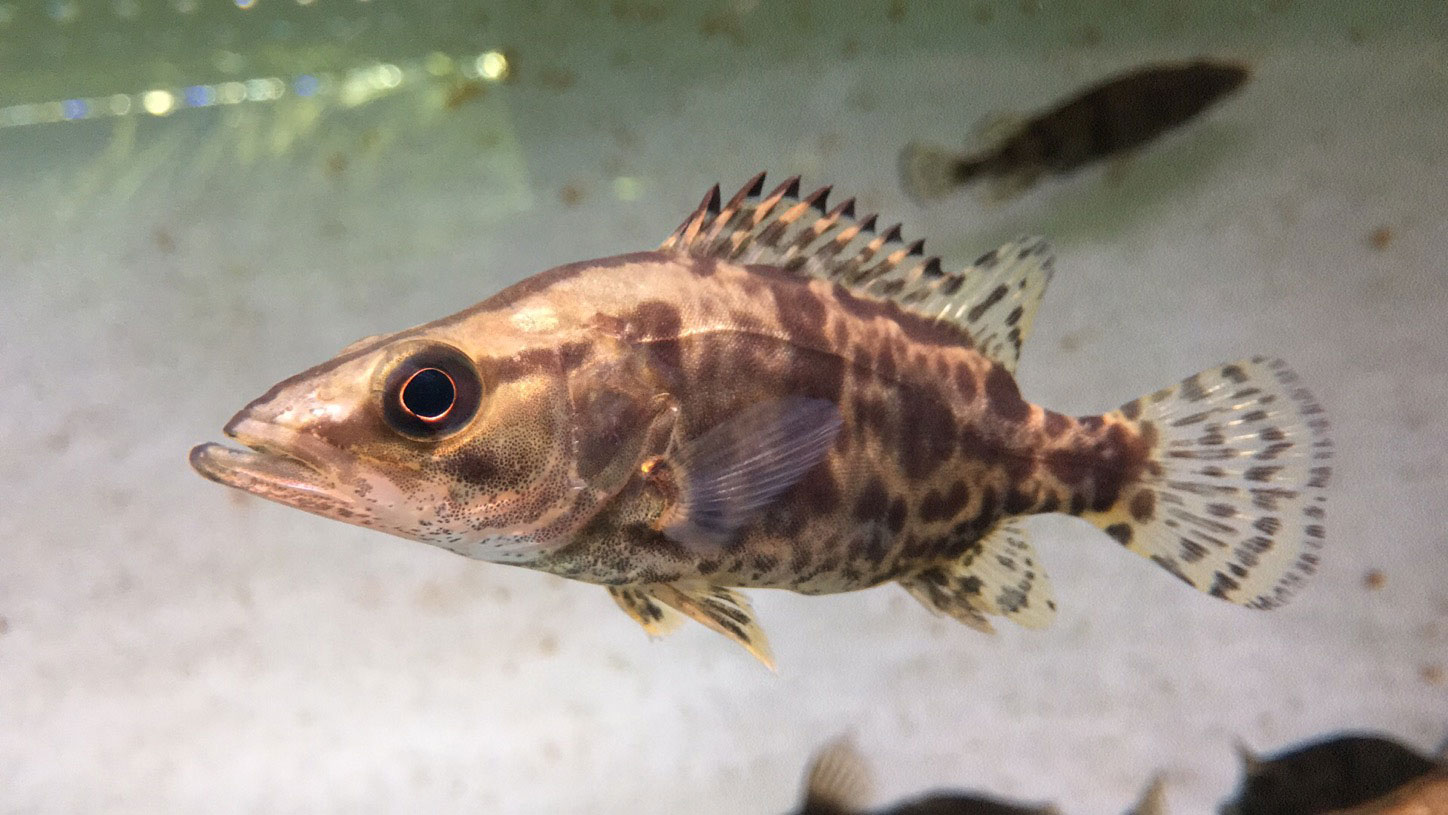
1;2;1445;813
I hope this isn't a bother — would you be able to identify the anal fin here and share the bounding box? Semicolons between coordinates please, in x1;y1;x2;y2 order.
608;586;684;638
900;518;1058;632
612;582;776;670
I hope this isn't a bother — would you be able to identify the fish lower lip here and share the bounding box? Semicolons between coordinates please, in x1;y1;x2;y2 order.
189;441;328;489
189;419;338;494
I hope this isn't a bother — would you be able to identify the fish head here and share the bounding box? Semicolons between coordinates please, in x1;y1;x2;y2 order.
190;320;592;564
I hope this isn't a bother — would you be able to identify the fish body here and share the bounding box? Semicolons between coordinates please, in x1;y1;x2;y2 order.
1223;734;1443;815
1327;767;1448;815
901;59;1250;202
793;736;1165;815
192;174;1332;666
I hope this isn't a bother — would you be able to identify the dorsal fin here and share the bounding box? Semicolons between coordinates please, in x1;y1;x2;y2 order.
661;174;1055;372
800;736;873;815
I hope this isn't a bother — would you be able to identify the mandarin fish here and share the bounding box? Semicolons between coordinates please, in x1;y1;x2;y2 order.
191;173;1333;669
900;59;1250;203
1222;734;1443;815
793;736;1165;815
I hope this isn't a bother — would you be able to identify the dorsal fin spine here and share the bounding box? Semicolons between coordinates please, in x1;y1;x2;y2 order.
659;176;1055;371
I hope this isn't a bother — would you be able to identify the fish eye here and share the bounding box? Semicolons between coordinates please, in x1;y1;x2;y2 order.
401;367;456;419
381;345;482;440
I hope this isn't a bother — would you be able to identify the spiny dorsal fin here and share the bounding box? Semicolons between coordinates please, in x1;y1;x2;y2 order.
801;736;873;815
661;174;1055;372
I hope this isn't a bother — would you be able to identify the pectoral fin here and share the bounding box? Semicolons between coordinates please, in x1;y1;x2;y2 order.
611;582;776;669
653;396;842;554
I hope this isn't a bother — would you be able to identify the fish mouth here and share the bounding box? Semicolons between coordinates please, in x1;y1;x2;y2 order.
189;417;349;509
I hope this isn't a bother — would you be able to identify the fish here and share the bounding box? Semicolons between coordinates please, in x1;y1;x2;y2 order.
793;736;1059;815
793;736;1165;815
1221;733;1443;815
1326;766;1448;814
190;173;1333;668
900;59;1250;202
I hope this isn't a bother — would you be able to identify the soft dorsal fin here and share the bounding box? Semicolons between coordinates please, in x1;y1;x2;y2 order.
800;736;873;815
661;174;1055;372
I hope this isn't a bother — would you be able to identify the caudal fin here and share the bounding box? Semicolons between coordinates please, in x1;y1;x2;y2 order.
1086;357;1332;609
898;141;985;202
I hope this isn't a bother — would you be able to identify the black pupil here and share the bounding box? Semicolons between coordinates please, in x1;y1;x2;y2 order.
401;368;455;419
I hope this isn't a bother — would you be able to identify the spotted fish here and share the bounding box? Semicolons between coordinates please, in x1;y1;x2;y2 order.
190;174;1333;668
900;59;1250;202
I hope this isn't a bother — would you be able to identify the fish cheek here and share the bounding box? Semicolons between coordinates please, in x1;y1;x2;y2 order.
571;385;655;482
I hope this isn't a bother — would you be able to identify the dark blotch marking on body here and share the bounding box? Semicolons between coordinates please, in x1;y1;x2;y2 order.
1003;487;1035;514
493;347;562;383
887;497;908;533
900;386;956;480
1043;410;1071;437
628;300;684;371
773;283;830;350
984;365;1031;422
1105;523;1133;545
783;347;847;403
1129;490;1156;523
854;477;889;522
795;466;841;516
952;361;977;400
918;480;970;524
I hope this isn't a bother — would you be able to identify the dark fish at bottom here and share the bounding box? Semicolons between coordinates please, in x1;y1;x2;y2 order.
793;737;1164;815
901;59;1250;202
1221;733;1444;815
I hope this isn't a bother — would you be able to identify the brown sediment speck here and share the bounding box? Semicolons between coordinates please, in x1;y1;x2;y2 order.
1347;26;1367;44
444;79;488;109
560;184;585;207
699;8;747;45
1058;328;1088;352
1421;663;1445;685
538;631;559;656
1077;23;1103;46
887;0;906;23
325;152;348;179
1368;225;1393;251
1363;569;1387;590
841;38;861;59
538;68;577;92
973;3;994;24
0;615;8;636
152;227;175;253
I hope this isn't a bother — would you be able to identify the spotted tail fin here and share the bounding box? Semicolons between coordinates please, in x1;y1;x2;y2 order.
1085;357;1332;609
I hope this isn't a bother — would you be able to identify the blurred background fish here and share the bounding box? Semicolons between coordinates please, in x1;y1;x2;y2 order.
900;59;1250;203
1220;732;1446;815
1327;765;1448;814
791;737;1164;815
